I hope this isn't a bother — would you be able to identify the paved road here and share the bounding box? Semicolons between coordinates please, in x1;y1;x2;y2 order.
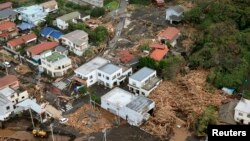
108;0;128;49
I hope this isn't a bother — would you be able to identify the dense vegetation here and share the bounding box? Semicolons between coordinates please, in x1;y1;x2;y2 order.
185;0;250;89
139;56;185;80
193;106;218;136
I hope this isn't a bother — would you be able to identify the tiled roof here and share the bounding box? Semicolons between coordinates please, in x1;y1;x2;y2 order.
119;49;135;63
0;9;17;20
7;33;37;47
158;27;180;41
0;2;12;10
0;21;16;31
26;42;58;55
0;75;18;89
150;47;169;61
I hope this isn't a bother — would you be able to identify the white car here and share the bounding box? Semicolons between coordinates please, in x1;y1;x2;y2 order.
3;62;11;68
59;118;68;124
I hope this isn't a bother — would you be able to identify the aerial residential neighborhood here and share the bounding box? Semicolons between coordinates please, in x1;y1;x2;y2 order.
0;0;249;141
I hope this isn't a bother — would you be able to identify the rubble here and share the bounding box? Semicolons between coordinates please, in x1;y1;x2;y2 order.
15;64;32;75
67;104;113;134
141;70;227;139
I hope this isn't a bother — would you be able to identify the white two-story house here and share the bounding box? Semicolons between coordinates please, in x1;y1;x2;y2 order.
74;57;132;88
0;94;13;121
128;67;161;97
56;11;81;30
40;51;72;77
97;63;132;88
60;30;88;56
15;5;48;25
0;87;29;121
234;98;250;124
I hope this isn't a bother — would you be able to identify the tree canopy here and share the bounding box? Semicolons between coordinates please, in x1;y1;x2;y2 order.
186;0;250;88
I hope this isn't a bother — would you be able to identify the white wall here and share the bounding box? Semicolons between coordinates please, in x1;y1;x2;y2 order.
97;68;123;88
56;19;68;30
234;110;250;124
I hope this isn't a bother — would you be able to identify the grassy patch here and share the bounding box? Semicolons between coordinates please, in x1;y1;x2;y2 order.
105;1;119;11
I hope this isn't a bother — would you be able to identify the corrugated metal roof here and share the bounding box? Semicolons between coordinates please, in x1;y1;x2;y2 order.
17;99;43;114
0;87;15;97
40;27;63;39
130;67;155;81
57;11;80;21
0;9;17;20
126;95;154;113
98;63;121;75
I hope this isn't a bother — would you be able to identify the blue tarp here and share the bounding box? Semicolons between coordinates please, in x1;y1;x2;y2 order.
222;87;235;95
17;22;35;31
40;27;63;39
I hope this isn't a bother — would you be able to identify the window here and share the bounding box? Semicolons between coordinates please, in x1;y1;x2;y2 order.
13;105;16;109
247;114;250;118
22;96;25;99
239;113;243;116
106;83;109;87
6;106;10;110
98;73;101;76
11;95;14;98
117;73;120;76
112;75;116;80
12;101;14;103
106;76;109;80
132;82;136;86
89;75;93;79
142;92;145;95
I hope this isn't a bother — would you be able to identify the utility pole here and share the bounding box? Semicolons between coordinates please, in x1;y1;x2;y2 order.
2;53;8;75
102;128;107;141
29;106;35;129
50;124;55;141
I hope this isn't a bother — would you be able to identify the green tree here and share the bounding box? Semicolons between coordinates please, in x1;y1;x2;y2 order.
91;7;105;17
193;106;218;136
92;26;108;44
139;44;150;51
138;57;157;70
78;87;87;95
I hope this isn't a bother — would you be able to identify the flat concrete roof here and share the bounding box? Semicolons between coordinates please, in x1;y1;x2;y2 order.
102;87;134;108
130;67;155;82
235;98;250;113
98;63;121;75
74;57;109;76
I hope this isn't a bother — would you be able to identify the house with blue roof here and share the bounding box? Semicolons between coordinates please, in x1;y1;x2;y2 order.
15;5;48;25
128;67;161;97
40;27;63;42
17;22;35;31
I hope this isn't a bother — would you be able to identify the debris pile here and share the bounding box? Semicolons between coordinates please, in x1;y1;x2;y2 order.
15;64;32;75
67;104;113;134
142;70;227;139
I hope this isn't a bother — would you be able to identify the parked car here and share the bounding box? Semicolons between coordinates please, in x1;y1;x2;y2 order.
3;62;11;68
59;118;68;124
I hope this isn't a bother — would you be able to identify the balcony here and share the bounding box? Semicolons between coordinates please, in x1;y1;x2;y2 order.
142;77;161;91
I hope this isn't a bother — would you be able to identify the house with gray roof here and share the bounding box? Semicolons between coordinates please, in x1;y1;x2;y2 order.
166;5;184;24
0;9;17;22
60;30;89;56
56;11;81;30
101;87;155;126
128;67;161;97
74;56;132;88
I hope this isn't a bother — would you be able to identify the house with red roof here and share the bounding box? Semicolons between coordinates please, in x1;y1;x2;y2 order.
26;42;58;58
0;21;18;41
150;43;169;61
7;33;37;50
0;2;13;11
158;27;180;47
0;75;19;90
